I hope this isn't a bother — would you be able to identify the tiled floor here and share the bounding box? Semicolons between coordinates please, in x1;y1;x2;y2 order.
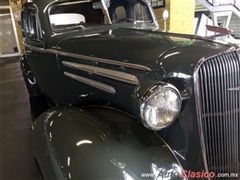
0;56;41;180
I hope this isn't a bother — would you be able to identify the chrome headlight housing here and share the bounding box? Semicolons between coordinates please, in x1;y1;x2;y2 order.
132;81;182;131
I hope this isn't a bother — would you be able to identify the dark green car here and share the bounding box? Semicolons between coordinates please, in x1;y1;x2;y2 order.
20;0;240;179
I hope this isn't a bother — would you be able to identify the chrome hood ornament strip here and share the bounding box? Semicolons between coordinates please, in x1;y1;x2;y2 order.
62;61;140;85
64;72;116;94
55;50;152;71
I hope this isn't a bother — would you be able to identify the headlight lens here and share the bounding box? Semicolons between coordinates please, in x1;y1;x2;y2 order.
140;84;181;130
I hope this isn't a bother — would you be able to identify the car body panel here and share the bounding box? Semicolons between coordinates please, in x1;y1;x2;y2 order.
33;106;184;180
24;27;235;108
21;0;240;178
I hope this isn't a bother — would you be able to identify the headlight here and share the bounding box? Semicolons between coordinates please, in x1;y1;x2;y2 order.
132;81;182;131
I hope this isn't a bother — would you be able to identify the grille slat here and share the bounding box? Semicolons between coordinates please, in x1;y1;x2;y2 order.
196;51;240;178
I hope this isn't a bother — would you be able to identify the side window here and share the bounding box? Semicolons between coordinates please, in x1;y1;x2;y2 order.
21;10;28;37
115;6;126;22
134;3;152;22
27;8;41;40
49;2;104;32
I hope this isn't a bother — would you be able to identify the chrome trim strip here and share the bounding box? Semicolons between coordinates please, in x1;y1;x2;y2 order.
24;43;47;53
64;72;116;94
24;43;152;71
193;46;239;179
194;58;210;178
53;50;152;71
62;61;139;85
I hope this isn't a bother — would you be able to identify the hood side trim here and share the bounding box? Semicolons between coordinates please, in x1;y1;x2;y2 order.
62;61;139;85
64;72;116;94
24;43;152;71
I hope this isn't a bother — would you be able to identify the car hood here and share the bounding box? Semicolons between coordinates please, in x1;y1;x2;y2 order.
56;28;237;76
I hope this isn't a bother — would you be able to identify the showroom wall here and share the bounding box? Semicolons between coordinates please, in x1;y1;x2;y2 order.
154;0;195;34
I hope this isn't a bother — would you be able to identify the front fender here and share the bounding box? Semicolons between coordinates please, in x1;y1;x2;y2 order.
33;106;186;180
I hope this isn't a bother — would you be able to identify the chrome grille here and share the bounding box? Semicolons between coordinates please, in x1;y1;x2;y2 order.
196;51;240;177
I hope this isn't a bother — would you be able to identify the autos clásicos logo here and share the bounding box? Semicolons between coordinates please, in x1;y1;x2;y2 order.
182;170;215;179
141;170;239;179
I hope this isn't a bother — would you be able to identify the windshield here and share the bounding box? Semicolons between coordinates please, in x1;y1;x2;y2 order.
49;0;153;32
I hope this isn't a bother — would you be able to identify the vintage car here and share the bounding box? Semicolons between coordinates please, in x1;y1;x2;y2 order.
20;0;240;179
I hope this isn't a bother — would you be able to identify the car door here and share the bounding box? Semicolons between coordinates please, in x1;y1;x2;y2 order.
22;3;67;105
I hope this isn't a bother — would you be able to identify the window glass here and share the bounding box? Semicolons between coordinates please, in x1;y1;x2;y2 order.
21;11;28;37
49;2;104;31
48;0;154;31
134;3;152;22
115;6;126;22
0;8;18;55
27;8;41;40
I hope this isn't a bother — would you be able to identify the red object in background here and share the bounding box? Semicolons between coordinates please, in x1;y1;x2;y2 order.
206;25;230;35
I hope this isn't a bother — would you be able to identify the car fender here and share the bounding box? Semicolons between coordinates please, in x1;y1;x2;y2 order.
33;106;186;180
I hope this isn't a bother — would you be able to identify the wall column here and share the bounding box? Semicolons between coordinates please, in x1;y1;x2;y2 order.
154;0;195;34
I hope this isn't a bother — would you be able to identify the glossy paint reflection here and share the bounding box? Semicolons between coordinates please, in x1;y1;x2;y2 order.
33;106;186;180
